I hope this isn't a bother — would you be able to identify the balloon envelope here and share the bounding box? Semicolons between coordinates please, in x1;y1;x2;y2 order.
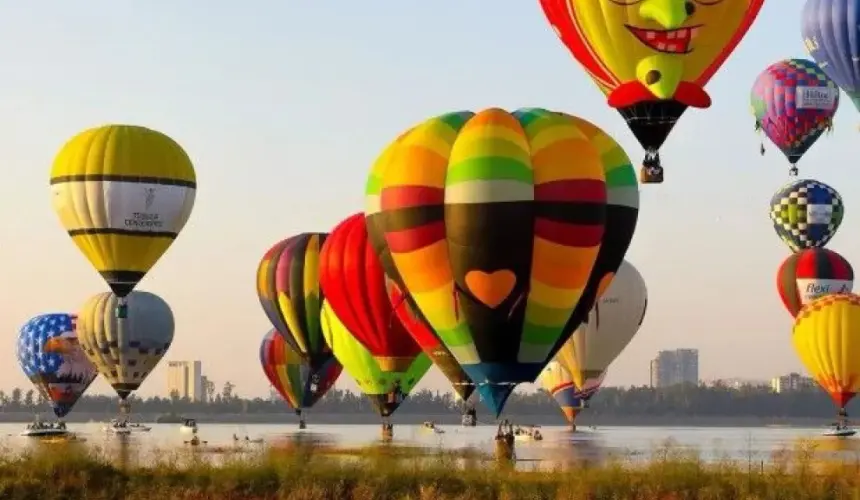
49;125;197;297
537;360;594;424
319;213;424;372
365;108;609;416
801;0;860;111
260;329;341;411
751;59;838;167
777;248;853;317
257;233;333;368
769;179;843;252
321;301;430;417
16;313;98;418
77;291;174;399
558;260;647;396
793;293;860;409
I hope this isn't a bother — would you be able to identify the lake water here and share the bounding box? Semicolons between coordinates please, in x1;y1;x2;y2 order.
6;422;860;468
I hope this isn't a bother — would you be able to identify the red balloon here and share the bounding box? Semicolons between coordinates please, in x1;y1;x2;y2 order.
319;213;423;371
777;248;853;317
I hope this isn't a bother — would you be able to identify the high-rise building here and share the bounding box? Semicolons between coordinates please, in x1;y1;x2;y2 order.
167;361;203;402
649;349;699;387
770;372;815;393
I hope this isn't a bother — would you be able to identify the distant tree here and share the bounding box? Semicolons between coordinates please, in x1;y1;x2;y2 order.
11;388;21;406
204;379;216;403
23;390;34;408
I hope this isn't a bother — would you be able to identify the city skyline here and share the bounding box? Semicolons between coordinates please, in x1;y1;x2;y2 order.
0;3;844;399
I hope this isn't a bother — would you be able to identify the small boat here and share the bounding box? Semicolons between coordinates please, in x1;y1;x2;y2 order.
179;418;198;435
513;425;543;441
20;422;69;438
824;424;857;437
103;419;150;434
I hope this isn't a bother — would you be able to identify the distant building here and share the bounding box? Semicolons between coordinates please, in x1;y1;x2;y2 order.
650;349;699;388
771;372;815;393
167;361;203;402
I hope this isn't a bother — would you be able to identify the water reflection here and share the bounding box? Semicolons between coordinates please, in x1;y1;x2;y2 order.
5;423;860;469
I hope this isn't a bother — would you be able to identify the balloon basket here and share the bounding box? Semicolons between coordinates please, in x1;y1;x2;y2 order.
640;165;664;184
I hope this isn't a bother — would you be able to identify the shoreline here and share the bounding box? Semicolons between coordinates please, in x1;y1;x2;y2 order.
1;411;833;427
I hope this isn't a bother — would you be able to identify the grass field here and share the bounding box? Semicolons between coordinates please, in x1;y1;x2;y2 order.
0;439;858;499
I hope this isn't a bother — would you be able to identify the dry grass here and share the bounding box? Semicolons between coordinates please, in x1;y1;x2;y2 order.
0;438;858;499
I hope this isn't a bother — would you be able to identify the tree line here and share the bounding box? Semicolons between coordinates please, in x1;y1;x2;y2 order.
2;382;854;417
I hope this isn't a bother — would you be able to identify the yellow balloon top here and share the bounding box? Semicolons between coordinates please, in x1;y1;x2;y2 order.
49;125;197;296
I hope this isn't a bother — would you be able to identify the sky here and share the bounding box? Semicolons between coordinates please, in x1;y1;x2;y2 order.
0;1;855;399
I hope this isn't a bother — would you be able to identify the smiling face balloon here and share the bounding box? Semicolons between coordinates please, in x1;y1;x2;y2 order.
540;0;764;104
539;0;765;182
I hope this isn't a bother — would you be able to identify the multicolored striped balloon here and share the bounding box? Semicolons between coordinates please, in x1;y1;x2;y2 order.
365;107;612;416
777;248;853;317
256;233;333;369
259;329;342;412
751;59;838;174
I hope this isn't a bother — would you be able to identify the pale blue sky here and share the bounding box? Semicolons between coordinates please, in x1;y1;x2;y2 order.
1;2;854;398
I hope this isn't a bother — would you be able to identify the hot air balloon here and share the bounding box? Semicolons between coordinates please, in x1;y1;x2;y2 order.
769;179;843;252
257;233;335;370
777;248;853;317
751;59;839;176
321;300;431;423
558;260;647;406
793;293;860;423
367;113;639;391
365;107;608;416
537;360;594;431
50;125;197;318
16;313;98;420
320;210;475;399
802;0;860;112
260;329;342;428
76;291;174;414
319;213;426;373
538;0;765;183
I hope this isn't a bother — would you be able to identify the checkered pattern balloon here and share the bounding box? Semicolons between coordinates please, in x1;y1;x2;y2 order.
751;59;838;165
770;179;843;252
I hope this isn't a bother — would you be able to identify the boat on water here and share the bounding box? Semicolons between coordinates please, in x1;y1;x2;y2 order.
20;422;69;438
823;423;857;437
103;419;151;434
180;419;198;434
421;421;445;434
513;425;543;442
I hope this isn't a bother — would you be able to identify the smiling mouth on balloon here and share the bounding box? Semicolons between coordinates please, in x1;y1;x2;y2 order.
625;25;703;54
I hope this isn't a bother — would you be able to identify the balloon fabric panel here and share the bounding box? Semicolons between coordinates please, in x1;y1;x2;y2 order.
366;136;477;402
319;213;424;372
256;233;330;366
370;107;608;415
548;114;639;362
16;314;98;418
49;125;197;297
